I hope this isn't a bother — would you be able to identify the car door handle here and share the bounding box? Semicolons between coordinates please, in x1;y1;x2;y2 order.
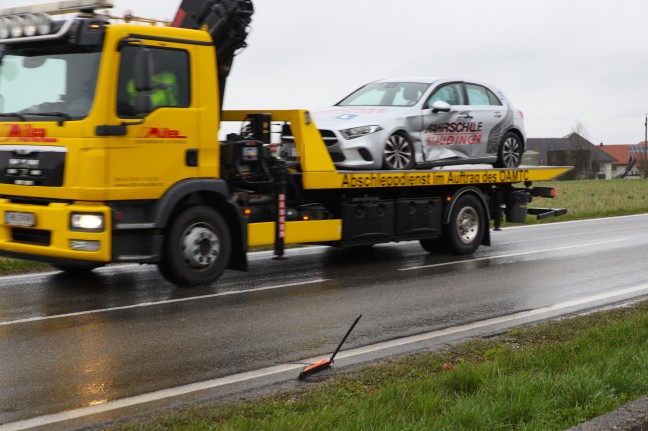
458;113;473;120
493;112;503;118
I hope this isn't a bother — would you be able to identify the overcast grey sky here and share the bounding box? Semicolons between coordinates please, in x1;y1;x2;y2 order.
6;0;648;144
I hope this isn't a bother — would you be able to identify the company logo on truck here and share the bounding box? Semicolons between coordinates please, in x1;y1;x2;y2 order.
0;124;57;143
139;128;187;139
425;122;483;146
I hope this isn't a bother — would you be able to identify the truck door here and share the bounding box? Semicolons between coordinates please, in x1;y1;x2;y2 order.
420;82;478;162
107;42;199;200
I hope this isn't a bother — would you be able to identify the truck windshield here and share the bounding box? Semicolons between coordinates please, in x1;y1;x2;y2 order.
0;45;101;120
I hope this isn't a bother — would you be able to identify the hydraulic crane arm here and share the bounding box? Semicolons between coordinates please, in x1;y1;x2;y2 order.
172;0;253;106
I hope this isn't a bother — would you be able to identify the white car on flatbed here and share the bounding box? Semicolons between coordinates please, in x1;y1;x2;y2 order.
311;77;526;170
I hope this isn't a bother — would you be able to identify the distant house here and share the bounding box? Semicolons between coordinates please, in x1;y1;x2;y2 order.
526;133;615;179
597;144;643;178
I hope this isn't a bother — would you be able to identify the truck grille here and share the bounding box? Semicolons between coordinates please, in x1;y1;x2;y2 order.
0;146;66;187
11;228;51;246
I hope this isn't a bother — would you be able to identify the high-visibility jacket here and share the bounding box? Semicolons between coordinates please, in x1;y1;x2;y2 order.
127;71;178;107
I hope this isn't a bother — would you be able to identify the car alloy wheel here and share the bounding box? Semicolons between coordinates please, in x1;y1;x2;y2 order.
383;133;414;170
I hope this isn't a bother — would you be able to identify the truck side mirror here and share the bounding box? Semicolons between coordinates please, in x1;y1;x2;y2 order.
134;46;153;92
431;100;451;113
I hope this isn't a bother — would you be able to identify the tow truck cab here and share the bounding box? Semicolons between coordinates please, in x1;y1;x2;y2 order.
0;2;239;269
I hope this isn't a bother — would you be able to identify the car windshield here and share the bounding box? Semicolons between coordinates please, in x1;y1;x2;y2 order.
0;44;102;120
337;82;430;107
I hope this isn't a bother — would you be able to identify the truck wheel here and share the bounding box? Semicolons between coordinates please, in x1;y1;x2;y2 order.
446;194;485;255
494;132;522;168
159;206;231;287
383;133;415;170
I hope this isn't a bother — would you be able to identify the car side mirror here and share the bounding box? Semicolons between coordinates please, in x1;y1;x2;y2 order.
431;100;451;113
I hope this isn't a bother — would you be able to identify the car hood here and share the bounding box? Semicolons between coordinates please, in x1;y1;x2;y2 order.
311;106;411;130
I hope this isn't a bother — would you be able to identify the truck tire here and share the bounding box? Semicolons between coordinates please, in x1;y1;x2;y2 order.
494;132;522;168
383;133;415;170
158;206;231;287
446;194;485;255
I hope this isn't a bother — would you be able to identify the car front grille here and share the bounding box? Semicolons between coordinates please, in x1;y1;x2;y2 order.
319;129;338;147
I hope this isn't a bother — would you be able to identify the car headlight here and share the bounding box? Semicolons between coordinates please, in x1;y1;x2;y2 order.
70;213;105;231
340;125;383;140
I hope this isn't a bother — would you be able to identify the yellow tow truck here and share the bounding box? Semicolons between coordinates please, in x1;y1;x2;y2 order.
0;0;570;286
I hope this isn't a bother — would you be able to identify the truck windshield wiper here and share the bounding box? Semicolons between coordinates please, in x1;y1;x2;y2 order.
24;112;73;125
0;112;27;121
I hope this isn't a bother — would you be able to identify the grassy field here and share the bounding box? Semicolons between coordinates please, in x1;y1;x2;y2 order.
531;179;648;222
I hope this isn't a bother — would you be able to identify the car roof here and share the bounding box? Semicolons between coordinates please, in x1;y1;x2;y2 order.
372;77;446;84
371;77;500;88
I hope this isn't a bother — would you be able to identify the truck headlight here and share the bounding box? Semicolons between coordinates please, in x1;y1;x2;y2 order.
70;213;104;231
340;125;383;140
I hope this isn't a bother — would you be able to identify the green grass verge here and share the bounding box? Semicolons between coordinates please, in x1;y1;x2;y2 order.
113;302;648;430
528;178;648;223
0;257;51;275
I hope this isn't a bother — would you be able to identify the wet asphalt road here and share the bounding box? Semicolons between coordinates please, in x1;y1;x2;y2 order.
2;214;648;426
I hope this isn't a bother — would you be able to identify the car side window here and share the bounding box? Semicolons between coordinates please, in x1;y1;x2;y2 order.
466;83;503;106
425;83;465;108
117;46;190;118
487;89;503;106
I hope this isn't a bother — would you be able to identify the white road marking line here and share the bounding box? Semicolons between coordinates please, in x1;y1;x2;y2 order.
399;238;628;271
499;212;648;230
0;279;329;326
4;282;648;431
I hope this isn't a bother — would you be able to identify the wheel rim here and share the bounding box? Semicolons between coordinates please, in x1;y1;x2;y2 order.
384;135;413;169
501;136;521;167
456;206;479;245
181;223;220;269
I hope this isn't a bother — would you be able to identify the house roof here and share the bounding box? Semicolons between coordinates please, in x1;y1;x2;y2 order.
527;133;615;163
598;145;632;165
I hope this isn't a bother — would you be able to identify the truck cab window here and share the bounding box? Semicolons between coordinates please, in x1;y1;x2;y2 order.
117;46;190;118
0;47;101;118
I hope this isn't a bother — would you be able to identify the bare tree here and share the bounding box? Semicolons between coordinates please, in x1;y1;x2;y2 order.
568;120;593;179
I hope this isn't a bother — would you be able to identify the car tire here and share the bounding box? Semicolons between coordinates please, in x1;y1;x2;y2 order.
383;133;415;170
158;206;231;287
446;194;485;255
494;132;522;168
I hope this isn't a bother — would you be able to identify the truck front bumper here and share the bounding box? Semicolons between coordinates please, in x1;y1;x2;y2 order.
0;198;112;264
